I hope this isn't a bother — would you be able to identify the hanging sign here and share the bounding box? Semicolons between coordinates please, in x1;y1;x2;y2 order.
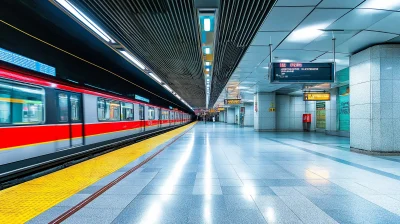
217;107;225;111
303;93;330;101
224;99;241;105
270;62;334;83
135;94;150;103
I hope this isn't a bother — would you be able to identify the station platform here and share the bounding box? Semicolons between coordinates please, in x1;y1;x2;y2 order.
3;122;400;223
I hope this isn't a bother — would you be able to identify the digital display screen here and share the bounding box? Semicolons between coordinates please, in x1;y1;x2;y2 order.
135;94;150;103
0;47;56;76
270;62;334;83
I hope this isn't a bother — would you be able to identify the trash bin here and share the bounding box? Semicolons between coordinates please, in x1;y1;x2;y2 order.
303;114;311;132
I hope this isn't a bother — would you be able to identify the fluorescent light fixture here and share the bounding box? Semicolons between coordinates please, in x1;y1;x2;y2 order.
205;62;211;66
205;47;210;54
163;84;172;92
206;74;210;77
360;0;400;10
204;18;211;31
206;68;210;71
55;0;115;43
149;72;162;83
120;50;145;70
287;24;330;43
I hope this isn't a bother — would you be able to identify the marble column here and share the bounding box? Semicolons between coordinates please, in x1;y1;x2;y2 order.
350;44;400;154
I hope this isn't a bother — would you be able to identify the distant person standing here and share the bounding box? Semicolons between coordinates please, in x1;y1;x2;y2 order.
212;116;215;122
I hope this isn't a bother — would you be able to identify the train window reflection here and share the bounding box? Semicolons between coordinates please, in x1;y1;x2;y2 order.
70;95;80;121
139;105;144;120
11;83;45;125
98;98;121;121
0;82;11;124
58;93;69;122
121;102;133;120
148;107;155;120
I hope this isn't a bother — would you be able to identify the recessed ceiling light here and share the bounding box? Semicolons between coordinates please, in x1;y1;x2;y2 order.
205;62;211;66
204;18;211;31
205;47;210;54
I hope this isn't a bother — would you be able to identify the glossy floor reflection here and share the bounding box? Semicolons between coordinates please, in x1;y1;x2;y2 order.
31;123;400;224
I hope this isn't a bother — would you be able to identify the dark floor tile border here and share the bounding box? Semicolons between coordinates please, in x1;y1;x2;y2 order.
267;139;400;182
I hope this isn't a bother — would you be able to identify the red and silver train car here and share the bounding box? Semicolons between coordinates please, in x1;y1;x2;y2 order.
0;64;191;179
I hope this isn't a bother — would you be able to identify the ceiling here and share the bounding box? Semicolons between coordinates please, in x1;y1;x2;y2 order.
214;0;400;107
68;0;206;107
209;0;277;108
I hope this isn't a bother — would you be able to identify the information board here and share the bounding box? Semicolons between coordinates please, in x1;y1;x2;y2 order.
135;94;150;103
0;47;56;76
224;99;241;105
270;62;334;83
303;93;330;101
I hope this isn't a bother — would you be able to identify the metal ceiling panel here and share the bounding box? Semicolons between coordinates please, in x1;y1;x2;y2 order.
387;36;400;43
358;0;400;10
273;49;324;61
259;7;313;31
275;0;321;7
328;9;392;30
318;0;364;8
278;9;350;49
304;30;359;52
251;31;290;46
368;12;400;35
72;0;205;107
336;30;398;53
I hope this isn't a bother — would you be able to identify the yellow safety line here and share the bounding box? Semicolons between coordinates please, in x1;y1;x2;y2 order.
0;122;196;223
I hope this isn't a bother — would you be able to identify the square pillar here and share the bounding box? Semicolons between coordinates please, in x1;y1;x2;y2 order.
254;92;276;131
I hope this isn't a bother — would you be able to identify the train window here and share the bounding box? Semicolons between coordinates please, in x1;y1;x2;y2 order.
148;107;155;120
109;100;121;121
121;102;134;120
139;105;144;120
11;83;45;125
58;93;69;122
98;98;121;121
97;98;107;121
70;94;80;121
0;82;11;124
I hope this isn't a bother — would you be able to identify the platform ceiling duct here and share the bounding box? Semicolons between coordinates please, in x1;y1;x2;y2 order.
70;0;206;107
209;0;276;108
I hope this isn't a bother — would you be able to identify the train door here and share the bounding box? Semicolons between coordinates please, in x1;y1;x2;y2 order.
139;104;145;132
56;91;83;150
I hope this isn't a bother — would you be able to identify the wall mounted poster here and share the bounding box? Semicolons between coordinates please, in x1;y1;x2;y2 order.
316;102;326;129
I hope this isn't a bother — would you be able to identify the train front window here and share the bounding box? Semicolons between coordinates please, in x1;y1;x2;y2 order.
70;95;80;122
121;102;133;120
12;83;45;125
0;82;11;124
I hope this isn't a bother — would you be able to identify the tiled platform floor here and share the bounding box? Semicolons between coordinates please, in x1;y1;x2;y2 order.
31;123;400;223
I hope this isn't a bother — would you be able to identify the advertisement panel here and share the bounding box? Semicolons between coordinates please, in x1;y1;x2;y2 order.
316;102;326;129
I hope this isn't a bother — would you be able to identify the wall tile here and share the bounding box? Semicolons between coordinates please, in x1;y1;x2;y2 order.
350;82;371;106
350;118;372;150
380;80;393;103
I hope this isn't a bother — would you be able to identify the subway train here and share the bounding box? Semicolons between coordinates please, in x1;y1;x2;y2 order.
0;63;191;180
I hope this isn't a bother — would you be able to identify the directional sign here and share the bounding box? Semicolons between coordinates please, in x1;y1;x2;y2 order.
224;99;241;105
303;93;331;101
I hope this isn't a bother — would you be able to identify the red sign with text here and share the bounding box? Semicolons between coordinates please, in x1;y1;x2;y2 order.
303;114;311;123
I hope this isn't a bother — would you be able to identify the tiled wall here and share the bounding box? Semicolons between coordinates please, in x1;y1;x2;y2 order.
350;44;400;152
244;103;254;127
254;92;276;131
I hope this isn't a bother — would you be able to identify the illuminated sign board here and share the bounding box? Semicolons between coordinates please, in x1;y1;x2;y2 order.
303;93;331;101
217;107;225;111
0;47;56;76
209;109;216;113
270;62;334;83
224;99;241;105
135;94;150;103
